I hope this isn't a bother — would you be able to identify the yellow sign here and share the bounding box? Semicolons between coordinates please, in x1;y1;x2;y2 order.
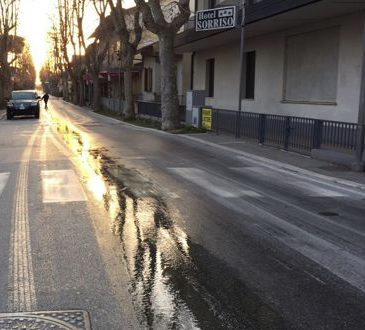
202;108;212;130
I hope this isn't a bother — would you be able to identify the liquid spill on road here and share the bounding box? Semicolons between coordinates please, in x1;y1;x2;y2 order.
53;117;291;330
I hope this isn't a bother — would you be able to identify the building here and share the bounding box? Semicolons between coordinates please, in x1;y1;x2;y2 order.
177;0;365;122
170;0;365;161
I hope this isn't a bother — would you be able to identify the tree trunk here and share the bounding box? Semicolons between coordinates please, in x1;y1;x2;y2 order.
0;82;6;109
158;31;180;130
72;78;80;105
0;61;11;108
79;79;85;106
62;73;69;101
124;67;135;120
92;72;101;111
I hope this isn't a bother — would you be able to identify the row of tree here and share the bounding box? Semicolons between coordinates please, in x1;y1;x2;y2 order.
41;0;191;130
0;0;36;107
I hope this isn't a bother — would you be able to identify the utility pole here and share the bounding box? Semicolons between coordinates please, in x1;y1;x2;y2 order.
236;0;246;138
352;14;365;172
117;51;122;114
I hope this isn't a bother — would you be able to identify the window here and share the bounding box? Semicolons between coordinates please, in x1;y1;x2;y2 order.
206;58;215;98
208;0;217;8
144;68;153;92
244;51;256;99
196;0;222;10
284;26;340;103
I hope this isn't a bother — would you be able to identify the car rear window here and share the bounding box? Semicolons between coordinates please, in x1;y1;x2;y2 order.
11;92;36;100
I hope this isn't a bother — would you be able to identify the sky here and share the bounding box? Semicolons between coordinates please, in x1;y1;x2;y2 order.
18;0;135;81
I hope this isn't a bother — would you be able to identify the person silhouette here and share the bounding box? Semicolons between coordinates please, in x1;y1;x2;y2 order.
41;93;49;109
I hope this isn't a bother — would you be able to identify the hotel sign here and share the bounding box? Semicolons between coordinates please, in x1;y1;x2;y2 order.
196;6;236;32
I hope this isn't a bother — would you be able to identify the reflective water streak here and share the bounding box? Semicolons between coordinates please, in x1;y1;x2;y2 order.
50;114;291;330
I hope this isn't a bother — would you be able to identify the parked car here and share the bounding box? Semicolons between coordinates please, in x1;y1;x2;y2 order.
6;90;41;120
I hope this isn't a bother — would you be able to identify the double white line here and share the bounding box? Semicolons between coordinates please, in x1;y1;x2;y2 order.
8;126;40;312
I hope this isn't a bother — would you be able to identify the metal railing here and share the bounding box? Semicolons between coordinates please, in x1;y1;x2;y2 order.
136;101;186;122
101;97;125;114
136;101;358;154
322;120;357;150
212;109;358;154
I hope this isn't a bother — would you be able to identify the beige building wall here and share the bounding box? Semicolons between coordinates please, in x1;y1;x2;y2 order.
141;56;161;101
193;11;364;123
142;53;191;104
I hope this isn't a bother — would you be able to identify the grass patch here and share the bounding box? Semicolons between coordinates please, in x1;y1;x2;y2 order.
169;125;207;134
125;117;162;130
95;108;162;129
94;109;206;134
95;108;123;120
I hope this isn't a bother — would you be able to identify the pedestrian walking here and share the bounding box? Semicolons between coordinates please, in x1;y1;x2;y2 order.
41;93;50;109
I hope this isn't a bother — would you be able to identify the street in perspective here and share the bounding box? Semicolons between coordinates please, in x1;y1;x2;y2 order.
1;0;365;329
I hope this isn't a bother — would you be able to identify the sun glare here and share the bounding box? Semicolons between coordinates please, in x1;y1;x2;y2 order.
18;0;57;82
18;0;136;83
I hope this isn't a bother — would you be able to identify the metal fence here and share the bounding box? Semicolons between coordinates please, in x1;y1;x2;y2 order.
101;97;125;114
137;101;186;122
136;101;358;154
211;109;358;154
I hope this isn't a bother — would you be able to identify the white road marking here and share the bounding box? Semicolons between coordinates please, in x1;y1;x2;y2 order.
293;181;346;197
232;167;347;197
179;135;365;192
8;126;40;312
169;167;262;198
42;169;87;203
0;172;10;197
214;195;365;294
304;270;327;286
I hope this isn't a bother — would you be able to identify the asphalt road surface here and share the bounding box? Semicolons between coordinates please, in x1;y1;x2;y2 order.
0;99;365;330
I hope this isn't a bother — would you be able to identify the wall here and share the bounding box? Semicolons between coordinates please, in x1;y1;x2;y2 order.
193;11;364;123
141;55;161;102
177;54;192;104
142;53;192;105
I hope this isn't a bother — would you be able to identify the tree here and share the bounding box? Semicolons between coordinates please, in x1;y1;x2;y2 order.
86;0;111;111
135;0;190;130
0;0;20;106
57;0;85;105
40;53;63;96
73;0;87;106
13;40;36;90
47;21;67;98
107;0;142;120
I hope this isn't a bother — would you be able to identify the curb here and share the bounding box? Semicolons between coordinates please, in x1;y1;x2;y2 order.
57;100;365;191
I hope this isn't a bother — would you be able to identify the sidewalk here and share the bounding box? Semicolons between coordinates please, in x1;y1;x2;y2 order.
182;132;365;185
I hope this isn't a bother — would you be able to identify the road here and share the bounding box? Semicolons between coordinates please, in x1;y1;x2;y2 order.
0;99;365;330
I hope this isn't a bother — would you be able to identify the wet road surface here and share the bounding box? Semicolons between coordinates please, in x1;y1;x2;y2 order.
0;99;365;329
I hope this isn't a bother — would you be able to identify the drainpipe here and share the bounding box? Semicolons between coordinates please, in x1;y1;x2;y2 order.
352;12;365;172
236;0;246;138
190;52;195;90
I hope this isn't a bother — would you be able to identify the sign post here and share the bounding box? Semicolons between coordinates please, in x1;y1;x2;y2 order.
353;15;365;171
236;0;245;138
195;6;236;32
202;108;213;131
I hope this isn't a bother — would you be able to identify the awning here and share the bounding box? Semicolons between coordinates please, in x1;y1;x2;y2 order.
83;68;141;81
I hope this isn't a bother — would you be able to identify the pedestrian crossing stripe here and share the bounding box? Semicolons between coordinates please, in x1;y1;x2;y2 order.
169;167;262;198
0;172;10;198
42;169;87;203
231;167;347;197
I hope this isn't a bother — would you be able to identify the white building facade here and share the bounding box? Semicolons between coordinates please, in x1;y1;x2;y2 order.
176;0;365;123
